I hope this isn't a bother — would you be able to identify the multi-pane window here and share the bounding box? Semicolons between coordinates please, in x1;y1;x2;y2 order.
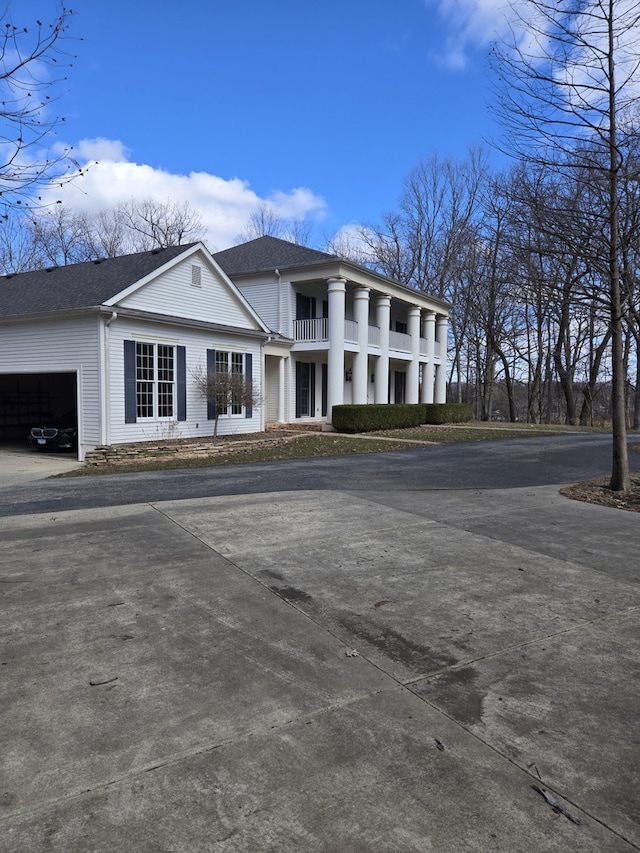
231;352;243;414
157;345;174;417
214;350;245;416
136;342;175;418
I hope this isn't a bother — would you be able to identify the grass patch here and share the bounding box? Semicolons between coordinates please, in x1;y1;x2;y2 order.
60;434;415;476
57;421;637;478
377;422;606;442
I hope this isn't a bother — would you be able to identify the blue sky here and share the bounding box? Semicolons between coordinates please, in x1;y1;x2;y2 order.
20;0;515;249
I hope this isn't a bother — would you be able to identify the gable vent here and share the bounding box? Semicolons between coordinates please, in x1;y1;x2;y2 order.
191;264;202;287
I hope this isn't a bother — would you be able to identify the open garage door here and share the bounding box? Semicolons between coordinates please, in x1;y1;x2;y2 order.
0;373;77;450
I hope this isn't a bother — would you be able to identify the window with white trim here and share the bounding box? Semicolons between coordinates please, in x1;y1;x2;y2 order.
136;342;175;418
215;350;246;415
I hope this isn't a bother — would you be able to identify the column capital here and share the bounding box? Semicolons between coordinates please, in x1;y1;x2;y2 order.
408;305;422;318
327;277;347;291
353;286;371;300
375;293;391;307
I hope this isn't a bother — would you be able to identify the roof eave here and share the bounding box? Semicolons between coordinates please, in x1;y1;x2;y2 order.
0;305;269;338
230;258;451;312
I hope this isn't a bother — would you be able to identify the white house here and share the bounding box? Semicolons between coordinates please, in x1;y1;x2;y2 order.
0;237;450;460
213;236;450;426
0;243;269;460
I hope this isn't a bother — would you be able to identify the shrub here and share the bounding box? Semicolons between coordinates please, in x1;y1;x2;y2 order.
424;403;473;424
332;404;427;433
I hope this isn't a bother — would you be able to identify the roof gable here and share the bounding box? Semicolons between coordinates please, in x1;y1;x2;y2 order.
115;245;268;331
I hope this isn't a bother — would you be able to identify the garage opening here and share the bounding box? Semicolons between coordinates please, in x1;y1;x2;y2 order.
0;373;78;450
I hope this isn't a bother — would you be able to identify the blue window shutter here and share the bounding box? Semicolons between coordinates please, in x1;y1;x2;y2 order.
206;349;216;421
295;362;302;418
321;363;328;417
177;346;186;421
245;353;253;418
310;362;316;414
124;340;137;423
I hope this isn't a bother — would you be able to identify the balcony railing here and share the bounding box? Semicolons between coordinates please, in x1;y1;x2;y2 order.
344;319;358;343
389;330;411;352
293;319;441;356
294;318;328;341
294;318;359;343
419;339;443;358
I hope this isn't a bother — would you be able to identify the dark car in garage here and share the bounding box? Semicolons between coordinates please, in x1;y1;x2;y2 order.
27;424;78;451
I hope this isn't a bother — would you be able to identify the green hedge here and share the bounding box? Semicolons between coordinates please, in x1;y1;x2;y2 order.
332;404;426;433
332;402;474;432
424;403;473;424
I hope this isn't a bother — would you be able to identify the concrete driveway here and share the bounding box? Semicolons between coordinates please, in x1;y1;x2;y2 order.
0;440;639;851
0;445;83;486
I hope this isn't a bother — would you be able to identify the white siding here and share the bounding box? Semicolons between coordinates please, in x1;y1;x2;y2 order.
236;282;281;333
119;253;261;330
108;317;263;445
0;316;101;458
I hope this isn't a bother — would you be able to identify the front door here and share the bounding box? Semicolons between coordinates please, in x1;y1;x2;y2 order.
296;362;316;418
394;370;406;404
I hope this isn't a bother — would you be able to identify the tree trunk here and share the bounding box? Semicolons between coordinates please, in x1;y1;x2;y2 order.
607;2;630;492
634;343;640;431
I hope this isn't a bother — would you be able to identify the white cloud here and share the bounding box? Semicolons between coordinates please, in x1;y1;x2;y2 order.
428;0;640;94
44;138;327;251
72;138;131;162
424;0;512;69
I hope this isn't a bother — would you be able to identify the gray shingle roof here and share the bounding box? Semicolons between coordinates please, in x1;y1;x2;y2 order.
0;244;196;318
214;235;338;276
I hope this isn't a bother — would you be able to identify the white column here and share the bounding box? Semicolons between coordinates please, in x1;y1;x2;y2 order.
422;312;436;404
407;307;421;404
278;356;286;423
374;295;391;403
435;315;449;403
327;277;347;419
353;287;370;404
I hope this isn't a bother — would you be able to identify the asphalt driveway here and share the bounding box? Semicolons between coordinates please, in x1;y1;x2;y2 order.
0;435;638;851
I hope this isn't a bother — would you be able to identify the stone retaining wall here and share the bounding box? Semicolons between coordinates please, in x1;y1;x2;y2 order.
84;435;299;467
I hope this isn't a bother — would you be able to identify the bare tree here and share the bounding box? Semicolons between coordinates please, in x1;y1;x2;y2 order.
117;198;205;249
29;205;96;265
491;0;640;491
0;5;85;212
239;201;313;246
191;364;261;437
0;196;207;270
284;216;313;247
0;213;40;273
86;207;133;258
241;202;283;240
357;148;489;299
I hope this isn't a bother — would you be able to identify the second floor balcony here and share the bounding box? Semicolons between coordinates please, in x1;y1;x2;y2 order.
293;318;441;358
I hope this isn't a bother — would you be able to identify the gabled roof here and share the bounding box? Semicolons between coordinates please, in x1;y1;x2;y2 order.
214;235;338;276
0;244;197;318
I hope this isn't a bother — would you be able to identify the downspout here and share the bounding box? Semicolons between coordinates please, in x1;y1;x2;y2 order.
102;311;117;447
275;268;283;334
